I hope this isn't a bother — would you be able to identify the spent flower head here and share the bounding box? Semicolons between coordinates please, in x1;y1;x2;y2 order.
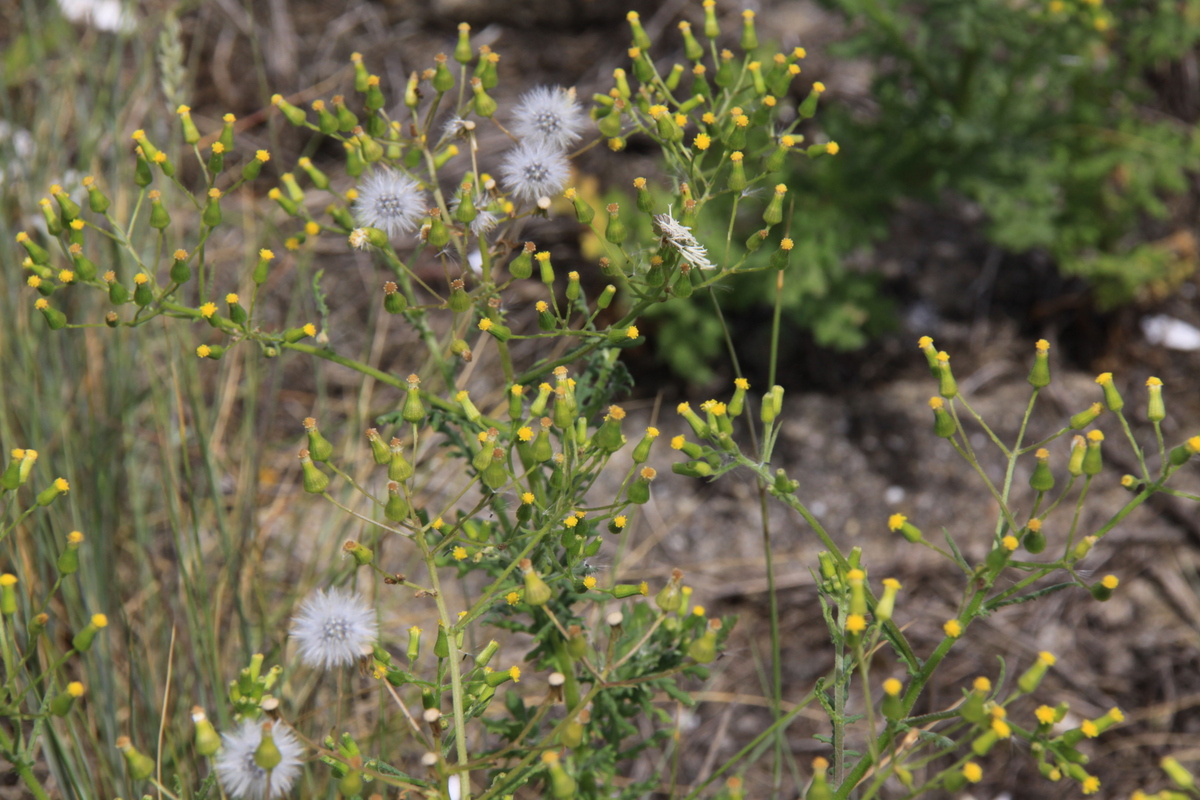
215;720;304;800
654;210;715;270
290;587;378;669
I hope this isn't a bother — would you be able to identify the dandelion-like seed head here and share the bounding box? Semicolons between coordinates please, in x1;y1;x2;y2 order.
499;141;570;204
215;720;304;800
290;587;378;670
353;169;426;239
510;86;587;149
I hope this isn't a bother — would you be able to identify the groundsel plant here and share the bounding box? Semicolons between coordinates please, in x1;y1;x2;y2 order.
7;3;1200;800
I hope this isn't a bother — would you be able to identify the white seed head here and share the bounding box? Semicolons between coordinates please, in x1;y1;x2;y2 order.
510;86;587;150
289;587;378;670
353;169;426;238
215;720;304;800
499;140;570;204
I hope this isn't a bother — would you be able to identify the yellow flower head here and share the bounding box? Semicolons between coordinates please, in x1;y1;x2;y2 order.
943;619;962;638
888;513;907;531
1035;705;1057;724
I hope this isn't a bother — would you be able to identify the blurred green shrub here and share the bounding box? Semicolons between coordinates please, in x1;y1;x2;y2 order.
651;0;1200;380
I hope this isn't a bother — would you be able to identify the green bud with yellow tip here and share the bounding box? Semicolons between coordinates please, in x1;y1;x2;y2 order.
542;751;576;799
192;707;221;756
57;530;83;575
271;94;307;126
388;438;414;482
471;78;497;117
1018;651;1056;693
688;618;720;663
49;681;83;716
521;559;552;606
117;736;156;780
299;449;330;493
881;678;904;720
1067;435;1086;476
1147;377;1166;422
806;757;832;800
1082;430;1104;476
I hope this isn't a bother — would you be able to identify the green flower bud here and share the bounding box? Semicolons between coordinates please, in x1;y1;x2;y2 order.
1147;377;1166;422
471;78;497;117
881;678;904;721
1068;435;1086;476
604;204;627;244
656;568;684;613
448;280;472;313
688;623;719;663
762;183;786;225
935;351;957;398
1017;651;1056;693
715;50;735;87
299;449;329;493
72;612;108;652
191;707;221;756
36;476;70;506
1029;448;1054;492
888;513;923;543
959;676;991;723
1022;519;1047;554
270;93;307;126
807;757;832;800
388;437;414;482
541;751;576;799
343;539;374;566
57;530;84;575
1070;402;1104;430
35;299;67;330
521;559;552;606
1082;431;1104;476
1090;574;1119;602
83;177;110;213
798;82;825;119
626;466;656;504
679;20;704;60
740;9;758;50
117;736;156;780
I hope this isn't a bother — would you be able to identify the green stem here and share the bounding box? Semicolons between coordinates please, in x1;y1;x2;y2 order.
0;725;50;800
